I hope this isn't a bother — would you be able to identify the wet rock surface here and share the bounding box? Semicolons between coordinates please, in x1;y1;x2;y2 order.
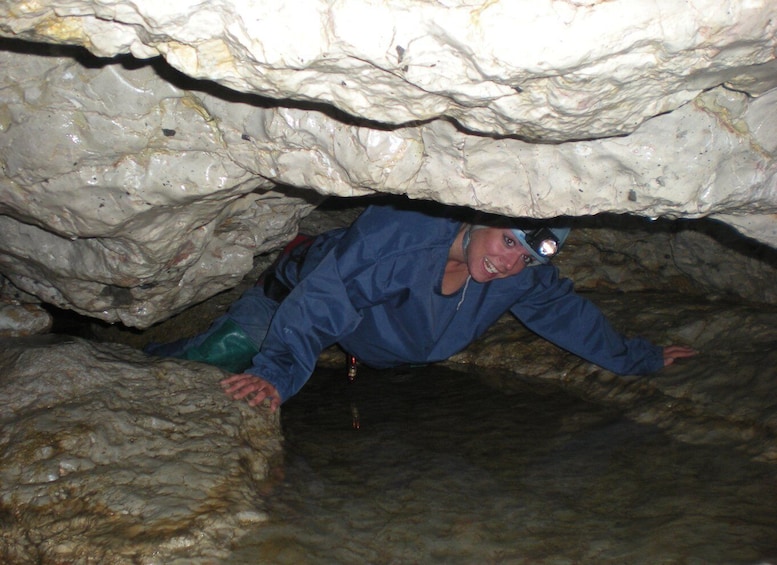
449;292;777;462
1;203;775;563
0;336;282;564
92;203;777;466
0;2;775;559
235;365;777;564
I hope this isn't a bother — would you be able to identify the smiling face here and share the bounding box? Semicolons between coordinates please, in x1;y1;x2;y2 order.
465;227;535;283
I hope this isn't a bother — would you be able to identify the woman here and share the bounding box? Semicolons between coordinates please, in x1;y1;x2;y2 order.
146;200;696;411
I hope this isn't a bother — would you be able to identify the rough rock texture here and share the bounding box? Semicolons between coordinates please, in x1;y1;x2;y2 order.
448;292;777;463
557;216;777;307
1;0;776;141
0;301;52;336
0;1;776;325
0;336;282;564
1;3;775;560
1;200;775;563
0;45;320;327
0;40;775;326
90;204;777;467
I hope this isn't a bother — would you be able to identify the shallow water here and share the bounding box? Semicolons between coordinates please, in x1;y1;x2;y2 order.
230;365;777;565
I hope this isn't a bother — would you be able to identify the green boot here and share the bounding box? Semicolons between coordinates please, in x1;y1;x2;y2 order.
182;319;261;374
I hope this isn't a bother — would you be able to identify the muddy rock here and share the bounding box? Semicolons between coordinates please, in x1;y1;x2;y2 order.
0;336;282;564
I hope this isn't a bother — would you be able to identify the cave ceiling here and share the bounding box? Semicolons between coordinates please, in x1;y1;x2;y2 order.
0;0;775;327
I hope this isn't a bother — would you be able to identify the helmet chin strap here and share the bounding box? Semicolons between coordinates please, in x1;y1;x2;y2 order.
457;225;476;306
462;224;473;258
462;224;487;261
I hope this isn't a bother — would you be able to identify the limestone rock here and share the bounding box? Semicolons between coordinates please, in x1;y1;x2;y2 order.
1;0;775;141
0;43;775;326
0;336;282;564
449;293;777;462
0;301;52;336
556;219;777;306
0;47;320;327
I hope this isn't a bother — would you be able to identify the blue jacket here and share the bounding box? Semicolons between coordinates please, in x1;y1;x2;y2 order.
246;203;664;401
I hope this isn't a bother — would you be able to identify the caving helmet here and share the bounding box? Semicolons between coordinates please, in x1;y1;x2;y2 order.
510;226;570;264
463;218;571;266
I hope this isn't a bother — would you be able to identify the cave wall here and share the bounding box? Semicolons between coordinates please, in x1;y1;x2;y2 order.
0;1;776;328
1;6;777;559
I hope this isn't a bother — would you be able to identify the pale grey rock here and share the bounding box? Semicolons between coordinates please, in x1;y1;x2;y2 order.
0;335;282;564
0;45;775;326
556;220;777;307
0;0;776;325
0;0;775;141
0;48;319;327
0;301;52;336
0;3;773;556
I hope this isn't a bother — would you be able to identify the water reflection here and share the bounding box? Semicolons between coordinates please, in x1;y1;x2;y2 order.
231;366;777;564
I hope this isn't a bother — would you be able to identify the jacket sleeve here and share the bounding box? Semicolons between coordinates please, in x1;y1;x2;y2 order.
243;205;460;401
244;249;364;401
509;270;664;375
244;222;415;401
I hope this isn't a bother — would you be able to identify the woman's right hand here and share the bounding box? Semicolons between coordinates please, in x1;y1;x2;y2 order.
220;373;281;412
662;345;698;367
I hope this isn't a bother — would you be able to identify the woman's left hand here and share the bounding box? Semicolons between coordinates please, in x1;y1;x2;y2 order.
662;345;698;367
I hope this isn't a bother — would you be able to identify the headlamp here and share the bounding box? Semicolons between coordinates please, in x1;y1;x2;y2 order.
511;226;570;264
524;228;561;259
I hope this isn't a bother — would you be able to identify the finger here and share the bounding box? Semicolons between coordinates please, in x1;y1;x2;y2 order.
224;383;251;397
248;391;269;406
232;383;262;400
664;350;698;366
220;373;247;383
248;391;280;411
219;375;279;410
670;348;698;359
222;377;256;395
220;374;250;388
674;351;697;360
248;391;270;407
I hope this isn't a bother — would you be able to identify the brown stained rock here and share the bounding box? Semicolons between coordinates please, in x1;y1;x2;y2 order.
0;301;52;337
0;336;282;564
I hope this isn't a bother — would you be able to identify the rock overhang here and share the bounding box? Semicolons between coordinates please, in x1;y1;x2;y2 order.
0;0;775;326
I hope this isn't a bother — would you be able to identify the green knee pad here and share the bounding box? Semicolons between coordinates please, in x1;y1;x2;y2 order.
182;319;261;374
